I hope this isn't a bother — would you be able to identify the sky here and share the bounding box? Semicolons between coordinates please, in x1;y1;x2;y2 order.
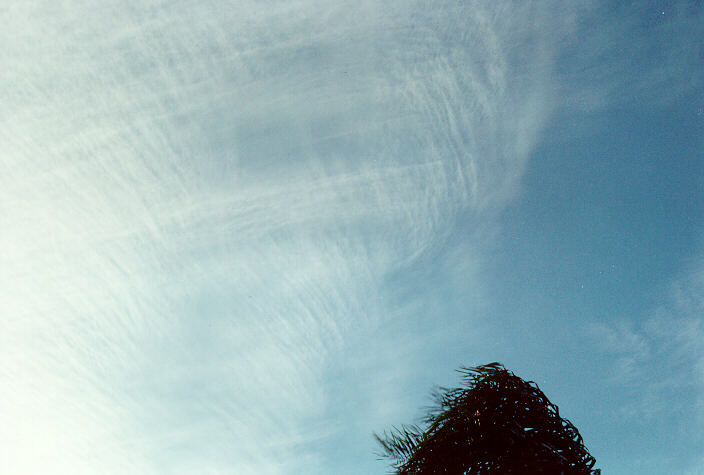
1;1;703;473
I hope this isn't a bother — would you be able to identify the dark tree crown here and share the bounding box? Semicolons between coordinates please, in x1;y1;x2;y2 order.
375;363;599;474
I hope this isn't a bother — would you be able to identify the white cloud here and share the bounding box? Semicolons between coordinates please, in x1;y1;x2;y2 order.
589;256;704;425
1;1;585;472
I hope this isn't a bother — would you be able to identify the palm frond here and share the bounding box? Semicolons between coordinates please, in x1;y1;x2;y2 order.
375;363;599;474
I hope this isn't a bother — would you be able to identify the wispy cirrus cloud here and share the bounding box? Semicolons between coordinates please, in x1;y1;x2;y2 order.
2;1;591;472
588;253;704;469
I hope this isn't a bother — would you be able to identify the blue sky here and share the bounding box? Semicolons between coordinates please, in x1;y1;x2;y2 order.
1;1;703;473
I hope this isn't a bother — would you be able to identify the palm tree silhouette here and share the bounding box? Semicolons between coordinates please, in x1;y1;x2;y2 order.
375;363;599;474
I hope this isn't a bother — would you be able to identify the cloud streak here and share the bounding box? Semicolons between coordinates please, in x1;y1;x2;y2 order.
588;253;704;470
2;1;597;472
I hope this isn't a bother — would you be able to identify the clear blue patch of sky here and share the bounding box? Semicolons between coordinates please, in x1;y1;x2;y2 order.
472;90;704;472
491;93;703;325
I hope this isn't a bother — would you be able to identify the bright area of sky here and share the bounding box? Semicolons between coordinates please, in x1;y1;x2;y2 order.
1;1;703;473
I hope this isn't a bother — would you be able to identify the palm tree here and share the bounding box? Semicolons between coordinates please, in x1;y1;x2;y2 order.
375;363;599;474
